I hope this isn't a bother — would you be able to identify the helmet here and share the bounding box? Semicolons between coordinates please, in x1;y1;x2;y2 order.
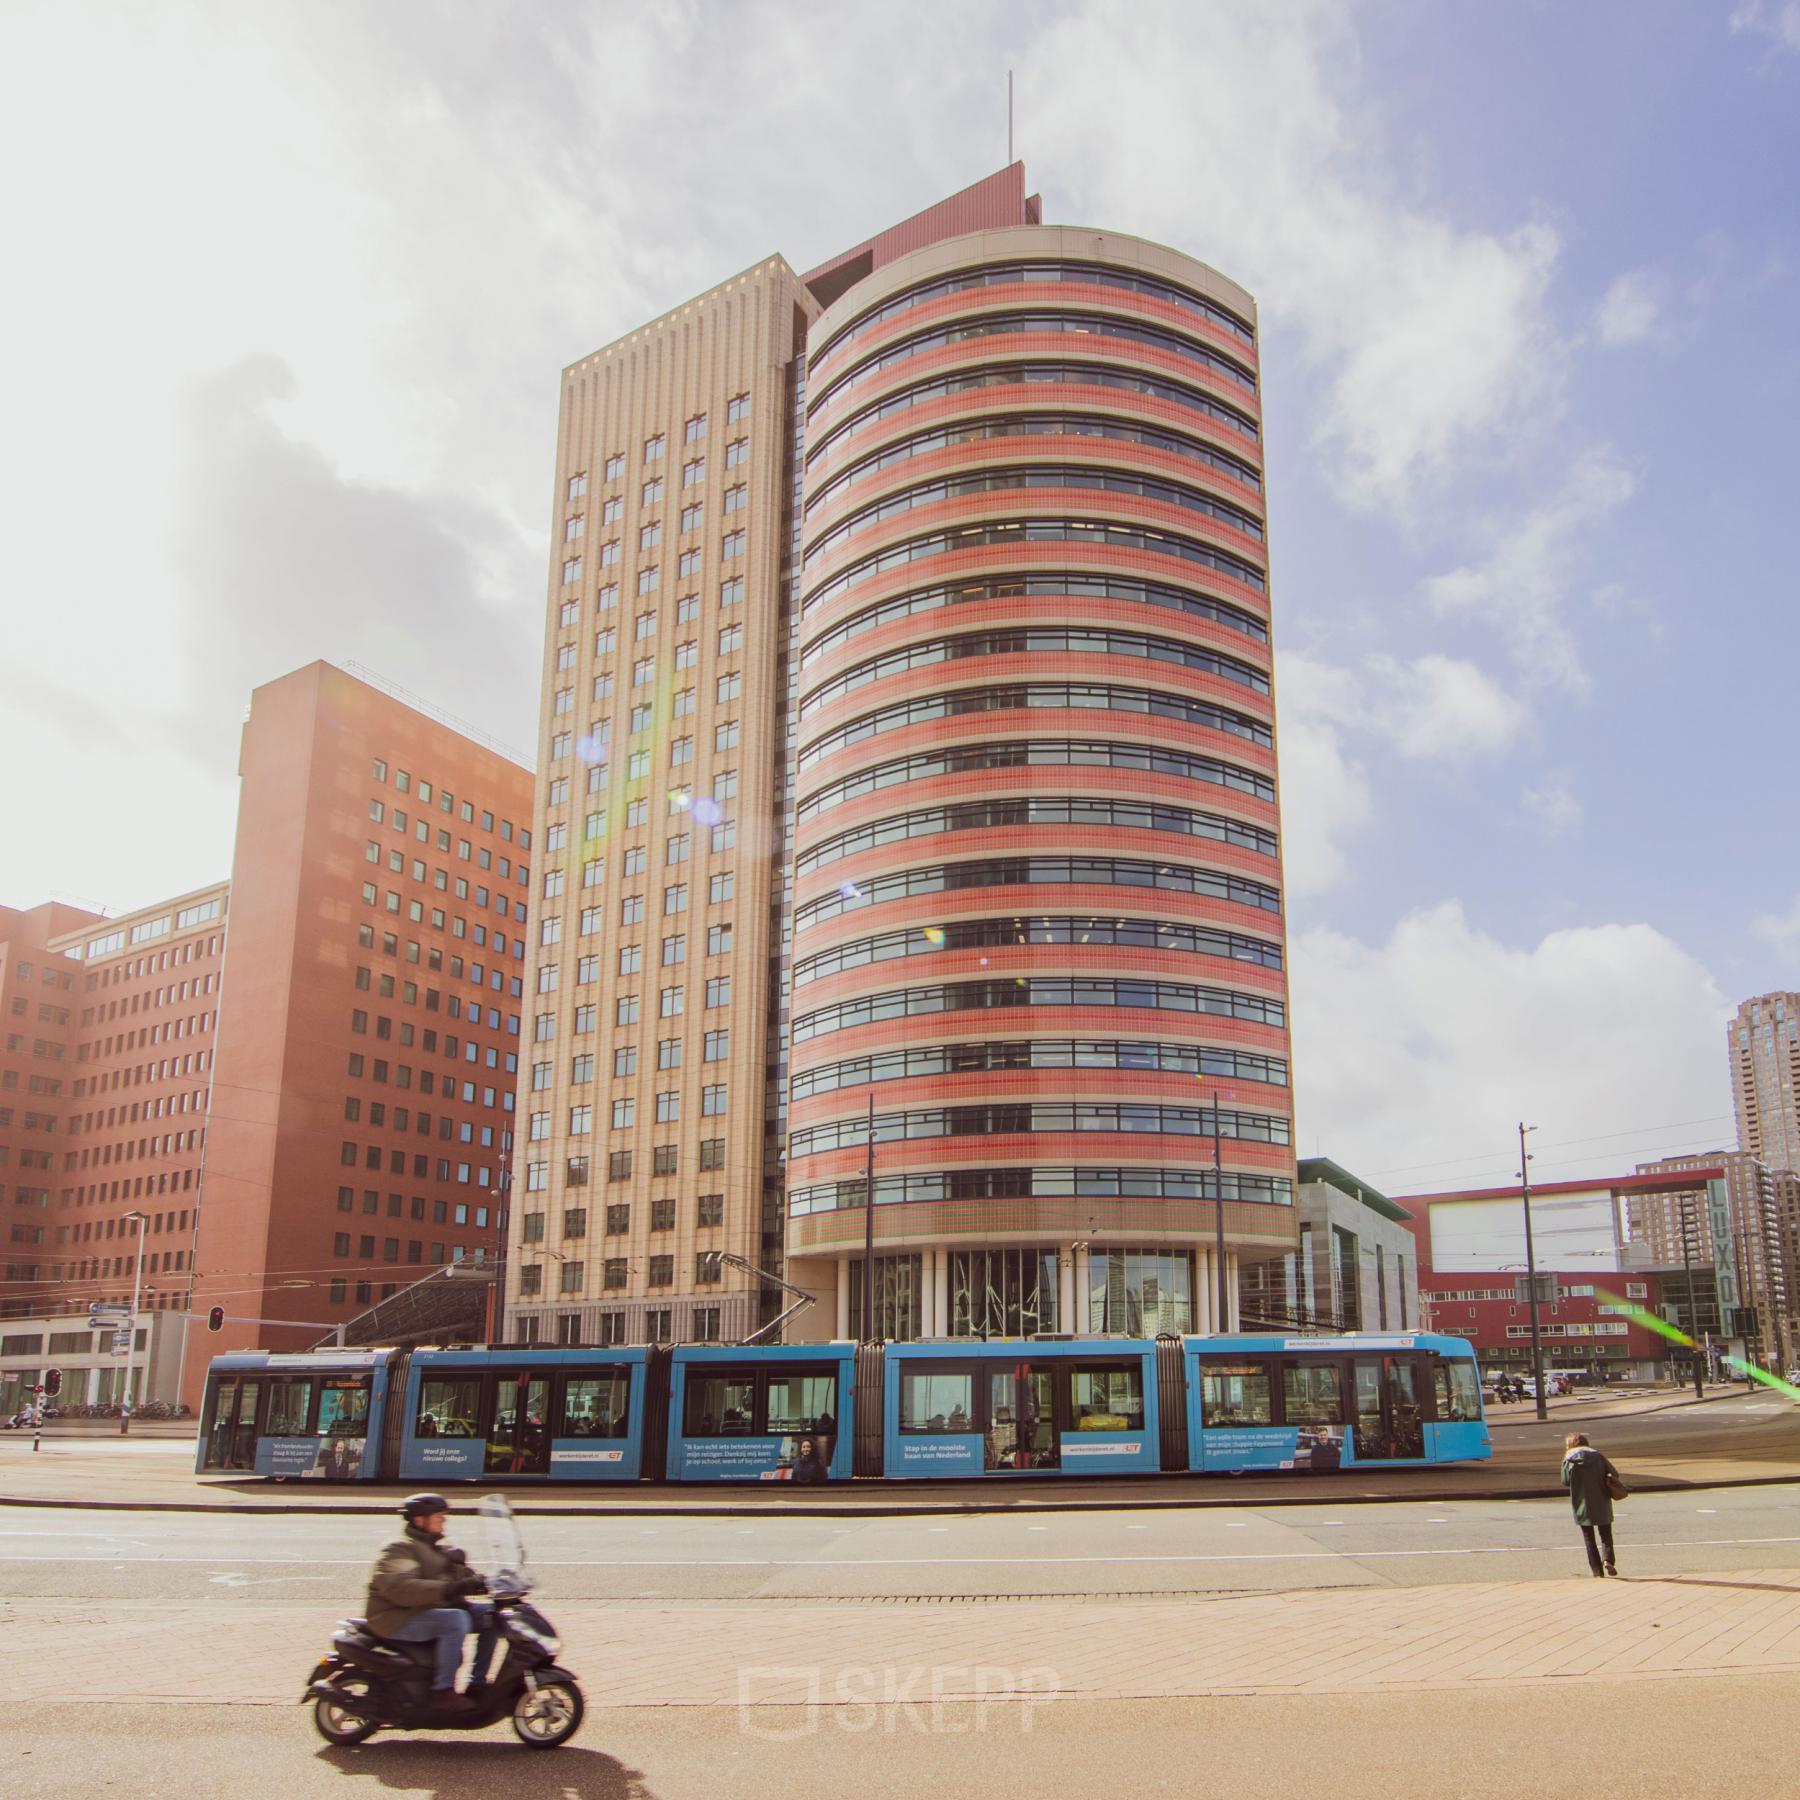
399;1492;451;1523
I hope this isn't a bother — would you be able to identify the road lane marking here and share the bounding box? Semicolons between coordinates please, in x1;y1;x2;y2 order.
8;1536;1800;1568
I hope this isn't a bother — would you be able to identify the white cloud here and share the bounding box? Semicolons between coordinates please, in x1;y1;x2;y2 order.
1276;650;1523;898
1522;776;1582;837
1421;445;1637;690
1751;894;1800;977
1018;3;1565;519
1594;270;1663;347
1732;1;1800;52
1290;903;1732;1187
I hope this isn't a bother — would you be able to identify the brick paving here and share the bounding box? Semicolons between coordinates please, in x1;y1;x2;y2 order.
12;1569;1800;1707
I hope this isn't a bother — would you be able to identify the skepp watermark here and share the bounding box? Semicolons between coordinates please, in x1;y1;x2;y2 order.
736;1664;1062;1738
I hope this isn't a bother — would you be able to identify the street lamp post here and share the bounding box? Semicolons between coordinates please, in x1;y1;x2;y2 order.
1518;1123;1549;1424
1211;1086;1229;1334
120;1210;147;1436
860;1090;876;1341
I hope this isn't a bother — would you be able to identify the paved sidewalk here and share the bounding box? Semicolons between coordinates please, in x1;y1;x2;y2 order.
12;1567;1800;1707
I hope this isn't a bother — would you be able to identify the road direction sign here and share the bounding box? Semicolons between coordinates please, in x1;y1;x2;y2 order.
110;1330;133;1355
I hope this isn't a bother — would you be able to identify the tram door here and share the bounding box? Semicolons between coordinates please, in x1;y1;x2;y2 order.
1351;1357;1426;1461
985;1364;1060;1471
485;1373;551;1476
204;1376;262;1471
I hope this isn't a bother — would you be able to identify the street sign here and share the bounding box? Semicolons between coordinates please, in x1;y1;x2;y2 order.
89;1315;131;1332
110;1330;133;1355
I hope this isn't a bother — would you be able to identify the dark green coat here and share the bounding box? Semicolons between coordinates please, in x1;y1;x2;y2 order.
365;1523;464;1636
1560;1446;1618;1527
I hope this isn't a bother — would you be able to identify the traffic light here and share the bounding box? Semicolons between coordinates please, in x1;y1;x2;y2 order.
43;1369;61;1398
207;1306;225;1332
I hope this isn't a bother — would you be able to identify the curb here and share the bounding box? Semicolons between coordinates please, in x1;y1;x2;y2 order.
6;1468;1798;1519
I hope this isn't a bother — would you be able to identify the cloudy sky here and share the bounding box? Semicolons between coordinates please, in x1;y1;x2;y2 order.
3;1;1796;1194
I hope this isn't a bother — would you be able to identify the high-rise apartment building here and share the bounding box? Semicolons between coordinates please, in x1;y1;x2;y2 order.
507;166;1297;1347
1636;1149;1793;1371
0;662;534;1407
1730;993;1800;1173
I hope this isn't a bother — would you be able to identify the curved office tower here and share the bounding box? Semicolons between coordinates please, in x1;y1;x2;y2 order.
785;225;1295;1341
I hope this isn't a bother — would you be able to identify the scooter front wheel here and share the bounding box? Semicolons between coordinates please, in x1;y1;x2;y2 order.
313;1675;380;1746
511;1676;583;1748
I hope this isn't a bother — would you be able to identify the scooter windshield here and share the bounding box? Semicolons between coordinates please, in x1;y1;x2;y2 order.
474;1493;531;1592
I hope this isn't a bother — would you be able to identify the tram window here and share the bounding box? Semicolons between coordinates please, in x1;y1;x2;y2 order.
1434;1359;1483;1423
416;1377;483;1437
318;1376;372;1435
766;1371;836;1437
561;1373;630;1437
265;1378;314;1437
1070;1365;1144;1428
1199;1360;1271;1426
1283;1362;1343;1426
685;1370;756;1435
900;1369;972;1433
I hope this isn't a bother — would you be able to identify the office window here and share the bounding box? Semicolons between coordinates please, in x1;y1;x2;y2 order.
677;547;702;578
680;503;703;534
568;1103;592;1135
605;453;625;480
568;472;587;500
657;1037;682;1069
699;1137;725;1170
718;623;742;654
613;1044;637;1077
607;1153;632;1183
655;1089;680;1123
685;412;707;442
726;392;750;423
709;872;734;904
639;522;661;553
604;1257;628;1290
662;934;686;966
653;1144;678;1175
667;834;690;865
648;1254;673;1287
706;924;732;956
633;657;654;687
705;976;731;1008
642;474;664;504
724;483;747;514
701;1083;726;1115
617;945;642;976
719;575;743;607
606;1203;630;1233
721;530;745;558
683;457;705;488
644;433;665;462
620;894;645;925
725;438;748;468
563;1208;587;1240
704;1029;729;1061
714;719;740;751
698;1192;724;1227
660;986;685;1017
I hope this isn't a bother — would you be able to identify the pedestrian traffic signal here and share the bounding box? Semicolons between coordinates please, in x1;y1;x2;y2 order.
43;1368;61;1397
207;1306;225;1332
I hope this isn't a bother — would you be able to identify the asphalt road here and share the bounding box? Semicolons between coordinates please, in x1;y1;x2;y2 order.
3;1475;1799;1601
6;1682;1797;1800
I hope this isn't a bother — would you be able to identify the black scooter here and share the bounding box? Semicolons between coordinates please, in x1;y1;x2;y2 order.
303;1497;583;1749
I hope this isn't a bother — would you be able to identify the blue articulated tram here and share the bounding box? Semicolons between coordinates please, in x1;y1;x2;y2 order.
198;1331;1488;1484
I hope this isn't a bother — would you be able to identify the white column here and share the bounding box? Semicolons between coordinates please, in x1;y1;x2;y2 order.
1196;1249;1215;1334
835;1259;850;1339
919;1247;936;1337
933;1247;950;1339
1225;1251;1240;1333
1059;1246;1076;1334
1074;1246;1092;1333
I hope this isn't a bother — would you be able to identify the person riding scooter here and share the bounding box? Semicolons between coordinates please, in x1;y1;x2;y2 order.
365;1493;497;1716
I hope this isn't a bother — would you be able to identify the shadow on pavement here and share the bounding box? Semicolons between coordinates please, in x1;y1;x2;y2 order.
317;1739;657;1797
1630;1575;1800;1597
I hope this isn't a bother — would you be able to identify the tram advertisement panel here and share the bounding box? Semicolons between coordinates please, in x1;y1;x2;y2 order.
893;1433;984;1476
671;1436;805;1481
405;1438;486;1479
254;1435;366;1478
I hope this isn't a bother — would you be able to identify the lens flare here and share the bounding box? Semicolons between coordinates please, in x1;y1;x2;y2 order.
921;926;945;946
1594;1287;1800;1402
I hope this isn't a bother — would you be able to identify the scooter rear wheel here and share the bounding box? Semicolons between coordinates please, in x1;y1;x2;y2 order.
511;1676;583;1748
313;1676;380;1746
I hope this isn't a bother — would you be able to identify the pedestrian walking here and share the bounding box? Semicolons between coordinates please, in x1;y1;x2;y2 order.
1560;1431;1625;1578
